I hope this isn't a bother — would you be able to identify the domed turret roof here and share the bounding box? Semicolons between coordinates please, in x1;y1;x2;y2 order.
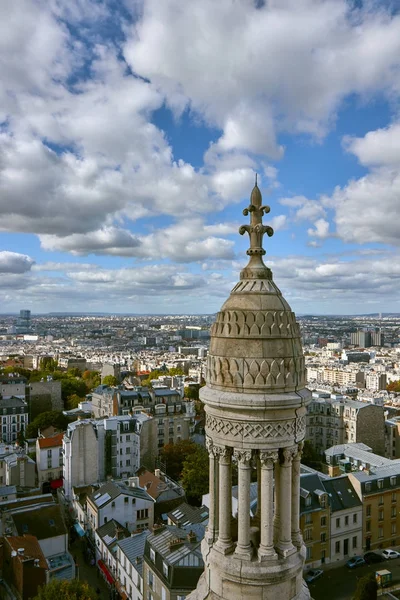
207;179;306;395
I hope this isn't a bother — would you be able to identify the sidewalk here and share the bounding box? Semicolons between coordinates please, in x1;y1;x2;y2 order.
70;538;110;599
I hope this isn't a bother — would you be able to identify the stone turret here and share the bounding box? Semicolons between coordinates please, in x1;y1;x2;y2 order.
188;180;311;600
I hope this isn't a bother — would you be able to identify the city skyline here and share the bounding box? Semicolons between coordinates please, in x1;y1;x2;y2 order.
1;0;400;315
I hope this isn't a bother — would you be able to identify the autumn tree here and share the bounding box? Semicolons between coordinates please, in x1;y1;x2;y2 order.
160;439;198;481
33;579;97;600
387;380;400;393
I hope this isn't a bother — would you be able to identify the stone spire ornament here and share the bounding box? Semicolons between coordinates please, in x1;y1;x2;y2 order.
187;180;312;600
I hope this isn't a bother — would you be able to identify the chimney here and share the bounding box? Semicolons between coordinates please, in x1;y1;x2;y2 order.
187;530;197;543
17;548;24;556
128;476;139;488
155;468;161;478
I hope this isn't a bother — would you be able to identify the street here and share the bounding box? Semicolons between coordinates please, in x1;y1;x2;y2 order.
310;557;400;600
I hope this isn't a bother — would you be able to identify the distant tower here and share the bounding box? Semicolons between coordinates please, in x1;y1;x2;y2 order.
16;309;31;333
188;182;311;600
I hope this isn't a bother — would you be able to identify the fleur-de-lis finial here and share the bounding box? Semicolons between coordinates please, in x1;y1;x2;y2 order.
239;175;274;280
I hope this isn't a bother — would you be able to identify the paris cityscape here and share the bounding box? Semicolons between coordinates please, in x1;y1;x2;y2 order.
3;1;400;600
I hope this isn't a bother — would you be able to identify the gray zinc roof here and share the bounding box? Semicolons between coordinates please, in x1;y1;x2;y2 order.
322;476;362;512
117;530;150;577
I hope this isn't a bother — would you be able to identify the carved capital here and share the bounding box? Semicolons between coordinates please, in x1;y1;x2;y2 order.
259;450;279;468
233;449;252;465
281;446;298;465
215;445;233;463
206;436;217;457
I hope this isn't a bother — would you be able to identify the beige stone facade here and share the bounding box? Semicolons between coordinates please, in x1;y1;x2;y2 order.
188;183;311;600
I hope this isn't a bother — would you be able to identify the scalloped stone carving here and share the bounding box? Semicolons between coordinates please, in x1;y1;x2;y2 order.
205;414;306;441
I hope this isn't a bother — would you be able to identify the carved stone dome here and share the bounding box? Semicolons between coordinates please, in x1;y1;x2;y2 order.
206;182;306;395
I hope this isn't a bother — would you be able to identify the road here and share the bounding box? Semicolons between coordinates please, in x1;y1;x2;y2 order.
310;557;400;600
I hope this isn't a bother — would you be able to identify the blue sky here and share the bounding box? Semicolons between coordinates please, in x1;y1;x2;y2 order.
1;0;400;315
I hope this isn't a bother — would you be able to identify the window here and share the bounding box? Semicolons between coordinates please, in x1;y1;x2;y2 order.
320;533;326;543
306;547;312;560
352;536;357;549
177;596;186;600
378;479;384;489
379;495;384;506
111;502;115;508
379;509;384;521
392;492;397;503
305;514;312;524
344;516;349;526
392;523;397;535
392;507;397;518
304;529;312;542
132;498;136;505
336;518;340;528
365;482;372;492
391;476;396;486
305;496;311;507
126;460;130;466
366;504;371;517
320;516;326;527
335;541;340;554
366;521;371;532
161;588;166;600
150;548;155;563
163;561;168;577
379;527;384;538
137;508;149;520
353;513;357;524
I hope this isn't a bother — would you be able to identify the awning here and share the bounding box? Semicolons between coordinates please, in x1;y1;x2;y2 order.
74;523;85;537
50;478;63;489
98;559;114;584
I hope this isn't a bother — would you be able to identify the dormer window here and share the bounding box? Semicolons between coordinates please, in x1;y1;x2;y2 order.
391;476;396;486
305;496;311;507
378;479;384;489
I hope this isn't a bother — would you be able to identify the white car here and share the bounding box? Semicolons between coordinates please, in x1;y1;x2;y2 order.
382;549;400;560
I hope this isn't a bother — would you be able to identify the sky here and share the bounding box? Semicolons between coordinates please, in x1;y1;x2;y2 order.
1;0;400;315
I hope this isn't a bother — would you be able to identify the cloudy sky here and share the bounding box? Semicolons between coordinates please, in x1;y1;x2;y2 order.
1;0;400;315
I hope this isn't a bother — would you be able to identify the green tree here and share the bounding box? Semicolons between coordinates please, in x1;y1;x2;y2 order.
39;357;58;372
181;444;209;504
25;411;70;438
184;385;200;400
354;573;378;600
33;579;96;600
102;374;118;386
68;367;83;377
65;393;84;410
301;440;321;468
59;377;87;404
82;370;101;391
160;439;198;481
168;367;185;376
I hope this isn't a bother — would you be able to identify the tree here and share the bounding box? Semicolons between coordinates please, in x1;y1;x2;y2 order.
25;411;70;438
65;393;84;410
185;385;200;400
387;380;400;393
33;579;96;600
82;370;101;391
168;367;185;376
181;444;209;505
102;374;118;386
301;440;321;468
354;573;378;600
59;377;88;404
68;367;82;377
160;439;198;481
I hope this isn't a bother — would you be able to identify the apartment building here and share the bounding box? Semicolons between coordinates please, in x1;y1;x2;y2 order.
300;473;330;567
349;462;400;552
86;479;154;535
103;417;140;479
143;525;204;600
36;433;63;487
306;395;385;455
385;416;400;459
322;476;363;565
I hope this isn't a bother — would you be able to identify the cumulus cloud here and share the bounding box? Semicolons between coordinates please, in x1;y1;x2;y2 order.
40;220;236;262
307;218;331;239
125;0;400;157
0;251;34;273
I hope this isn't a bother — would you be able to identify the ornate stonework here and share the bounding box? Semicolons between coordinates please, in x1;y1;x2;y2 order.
188;180;312;600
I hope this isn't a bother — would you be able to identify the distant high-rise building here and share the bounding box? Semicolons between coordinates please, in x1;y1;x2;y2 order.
15;309;31;334
351;328;384;348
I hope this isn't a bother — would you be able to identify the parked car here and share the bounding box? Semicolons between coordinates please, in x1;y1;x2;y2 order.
305;569;323;584
364;552;383;564
382;549;400;560
347;556;366;569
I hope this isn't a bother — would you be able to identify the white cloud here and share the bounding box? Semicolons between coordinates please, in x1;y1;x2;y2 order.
125;0;400;159
0;251;34;273
307;218;331;239
343;122;400;168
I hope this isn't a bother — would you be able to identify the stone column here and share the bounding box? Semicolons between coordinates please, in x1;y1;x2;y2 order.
273;459;280;545
256;455;261;523
258;450;278;561
234;449;253;559
206;436;219;544
277;446;296;557
291;442;303;548
216;446;234;554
